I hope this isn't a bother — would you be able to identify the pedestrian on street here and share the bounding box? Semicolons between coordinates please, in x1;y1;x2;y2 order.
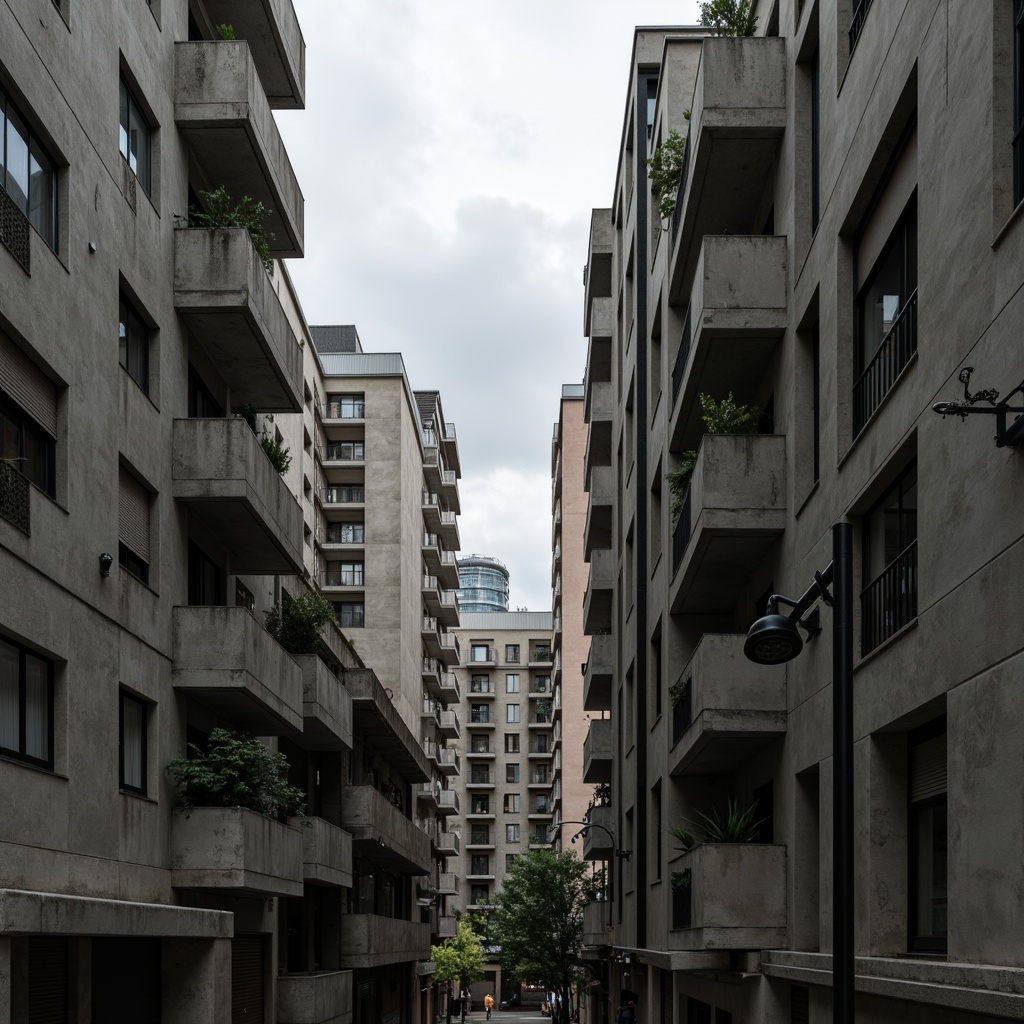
484;992;494;1019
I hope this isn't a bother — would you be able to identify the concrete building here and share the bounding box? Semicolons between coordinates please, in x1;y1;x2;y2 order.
0;0;457;1020
580;4;1024;1023
449;610;555;1007
457;554;511;613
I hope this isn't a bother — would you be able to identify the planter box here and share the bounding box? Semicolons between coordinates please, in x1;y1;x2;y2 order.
339;915;431;969
289;816;352;888
278;970;353;1024
296;654;353;751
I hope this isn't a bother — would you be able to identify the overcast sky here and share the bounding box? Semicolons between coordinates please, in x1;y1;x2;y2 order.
277;1;702;612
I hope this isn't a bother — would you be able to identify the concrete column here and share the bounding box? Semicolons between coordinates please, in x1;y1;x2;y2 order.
162;938;232;1024
865;732;907;955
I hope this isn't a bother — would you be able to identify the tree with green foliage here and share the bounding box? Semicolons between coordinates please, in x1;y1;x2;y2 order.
646;128;689;220
431;917;486;1020
699;0;758;36
265;589;335;655
491;849;601;1024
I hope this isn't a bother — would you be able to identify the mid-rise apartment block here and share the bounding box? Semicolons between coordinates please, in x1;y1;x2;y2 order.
580;3;1024;1022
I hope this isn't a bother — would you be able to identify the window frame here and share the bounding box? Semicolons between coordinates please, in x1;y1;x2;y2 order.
907;717;947;954
334;601;364;628
0;388;56;498
118;293;150;394
119;690;147;794
505;673;520;693
506;703;520;724
0;634;55;770
504;644;520;663
0;88;59;251
503;793;520;814
118;76;152;195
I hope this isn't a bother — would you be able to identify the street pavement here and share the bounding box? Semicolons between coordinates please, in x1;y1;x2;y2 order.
447;1013;547;1024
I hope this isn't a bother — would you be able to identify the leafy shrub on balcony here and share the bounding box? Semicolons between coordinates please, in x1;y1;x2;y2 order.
182;186;275;272
167;728;306;820
670;797;765;847
646;128;689;220
265;589;335;654
699;0;758;35
667;392;761;523
239;404;292;475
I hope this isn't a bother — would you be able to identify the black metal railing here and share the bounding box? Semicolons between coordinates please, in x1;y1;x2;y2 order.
860;541;917;655
0;189;31;274
671;486;693;572
853;290;917;435
671;678;692;746
0;462;31;534
470;710;491;724
849;0;874;53
322;442;364;461
320;486;365;504
323;401;364;419
670;131;693;243
671;305;692;405
322;568;364;587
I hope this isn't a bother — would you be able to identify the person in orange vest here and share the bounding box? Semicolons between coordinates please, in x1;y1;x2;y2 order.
484;992;494;1019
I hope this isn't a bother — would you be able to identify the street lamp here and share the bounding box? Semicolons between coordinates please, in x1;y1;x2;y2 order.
744;521;854;1024
551;819;631;931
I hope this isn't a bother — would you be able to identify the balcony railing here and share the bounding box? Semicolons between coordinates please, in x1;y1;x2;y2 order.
324;400;364;419
320;485;364;504
322;568;364;587
0;463;31;535
860;541;917;655
853;290;917;435
321;442;364;461
0;187;31;273
469;771;494;785
470;710;492;725
849;0;874;52
467;829;494;846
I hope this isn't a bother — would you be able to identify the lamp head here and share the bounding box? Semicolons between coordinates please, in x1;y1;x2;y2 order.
744;613;803;664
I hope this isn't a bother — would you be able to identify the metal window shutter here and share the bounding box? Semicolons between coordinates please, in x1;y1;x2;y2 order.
28;937;68;1024
118;468;150;561
232;935;265;1024
790;984;809;1024
911;732;947;802
0;331;57;436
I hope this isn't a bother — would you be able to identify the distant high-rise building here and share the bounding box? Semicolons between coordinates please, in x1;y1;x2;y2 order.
457;554;510;612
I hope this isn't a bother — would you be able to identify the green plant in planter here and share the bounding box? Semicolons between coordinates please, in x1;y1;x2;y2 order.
667;392;762;524
185;186;275;273
699;0;758;36
166;728;306;820
238;403;292;474
671;868;692;890
217;23;235;39
693;796;765;843
265;589;335;655
667;825;698;852
668;676;689;708
646;129;689;220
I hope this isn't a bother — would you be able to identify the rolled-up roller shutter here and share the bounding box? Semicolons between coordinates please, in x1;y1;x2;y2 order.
0;331;57;437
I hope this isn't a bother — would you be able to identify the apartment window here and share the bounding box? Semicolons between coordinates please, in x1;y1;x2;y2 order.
503;793;520;814
535;795;548;814
187;367;221;418
533;735;549;754
505;644;520;663
506;854;518;869
118;294;150;394
470;674;491;694
471;735;491;754
0;388;56;498
334;601;364;628
506;763;519;784
331;561;364;586
0;635;53;769
119;691;147;793
810;46;820;231
1016;0;1024;205
326;522;364;544
504;733;519;754
187;540;223;605
471;643;491;663
505;674;520;693
119;77;151;195
909;719;947;953
470;704;490;724
470;884;489;904
471;855;490;875
324;441;364;461
506;704;520;724
853;199;917;434
534;675;549;693
328;393;364;418
0;89;58;252
861;462;917;654
118;467;151;584
472;795;490;814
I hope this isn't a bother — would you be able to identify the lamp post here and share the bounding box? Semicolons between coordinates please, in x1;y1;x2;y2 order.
743;521;854;1024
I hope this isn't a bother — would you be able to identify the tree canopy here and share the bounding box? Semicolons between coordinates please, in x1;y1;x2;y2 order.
491;849;601;1024
431;916;486;991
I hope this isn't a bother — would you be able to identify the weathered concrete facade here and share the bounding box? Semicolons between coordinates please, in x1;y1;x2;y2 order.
581;3;1024;1022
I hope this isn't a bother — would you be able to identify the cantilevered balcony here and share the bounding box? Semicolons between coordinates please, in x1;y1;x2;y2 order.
584;377;614;484
670;434;786;614
668;36;786;302
293;654;352;751
203;0;305;108
583;900;611;947
289;815;353;888
583;634;613;712
670;235;787;452
437;790;459;816
438;633;461;668
582;806;614;861
174;41;304;256
171;807;303;896
584;209;613;338
339;916;430;970
435;747;460;777
583;719;612;784
172;417;303;573
278;971;352;1024
583;548;614;635
438;671;460;704
173;228;302;411
669;843;787;950
439;710;460;740
341;786;432;875
172;605;302;733
437;831;460;856
668;634;787;776
584;462;613;560
346;670;431;783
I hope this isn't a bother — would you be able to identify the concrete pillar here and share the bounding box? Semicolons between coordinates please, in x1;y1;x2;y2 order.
162;937;232;1024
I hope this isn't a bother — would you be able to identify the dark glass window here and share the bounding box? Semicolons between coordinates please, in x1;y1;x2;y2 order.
188;367;221;418
908;719;947;953
119;294;150;393
854;200;918;433
849;0;874;53
0;635;53;769
118;542;149;584
861;462;917;654
1;389;56;497
188;541;223;605
119;691;147;793
119;78;151;195
810;47;820;231
333;601;364;628
505;644;520;663
0;89;58;249
1015;0;1024;205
